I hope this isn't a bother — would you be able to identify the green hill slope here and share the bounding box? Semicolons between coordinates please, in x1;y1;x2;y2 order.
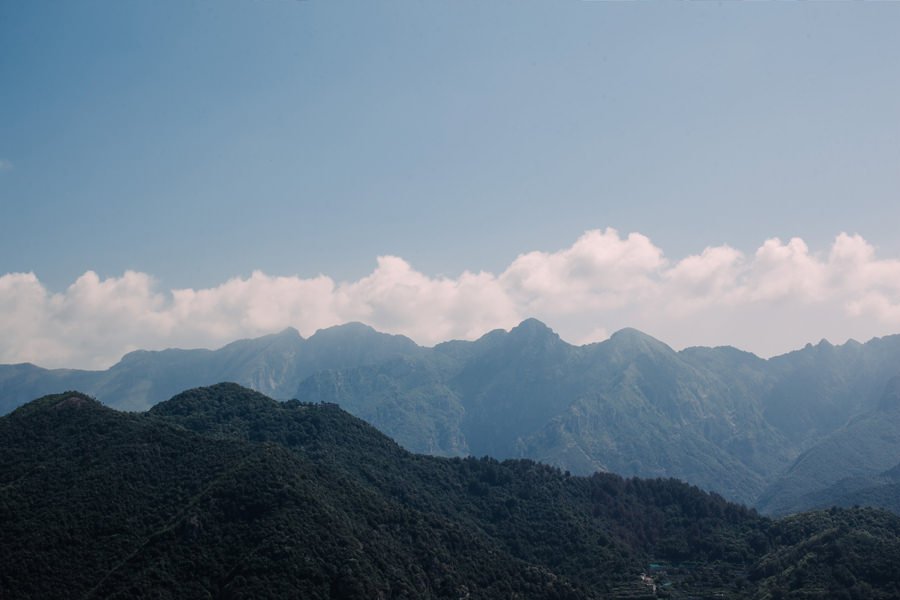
4;384;900;598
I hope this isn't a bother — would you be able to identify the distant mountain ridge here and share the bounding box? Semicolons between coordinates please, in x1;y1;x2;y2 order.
3;320;900;512
0;323;423;412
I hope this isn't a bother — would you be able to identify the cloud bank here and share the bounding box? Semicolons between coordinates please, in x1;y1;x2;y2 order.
4;228;900;369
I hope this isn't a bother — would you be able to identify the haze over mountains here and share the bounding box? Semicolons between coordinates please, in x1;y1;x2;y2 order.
3;319;900;514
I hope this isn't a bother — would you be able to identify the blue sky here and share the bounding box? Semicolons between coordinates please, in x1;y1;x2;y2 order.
2;2;900;366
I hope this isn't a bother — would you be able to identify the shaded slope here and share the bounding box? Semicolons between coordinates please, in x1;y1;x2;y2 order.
0;389;585;600
5;385;900;599
294;354;468;456
763;336;900;444
752;507;900;599
448;319;587;458
796;464;900;515
758;378;900;516
514;330;788;504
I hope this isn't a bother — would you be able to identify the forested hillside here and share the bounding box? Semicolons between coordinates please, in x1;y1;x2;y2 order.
3;384;900;599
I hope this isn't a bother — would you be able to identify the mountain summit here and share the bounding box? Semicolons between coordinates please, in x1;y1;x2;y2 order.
509;317;560;339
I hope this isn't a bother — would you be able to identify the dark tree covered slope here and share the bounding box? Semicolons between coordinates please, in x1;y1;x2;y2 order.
4;384;900;599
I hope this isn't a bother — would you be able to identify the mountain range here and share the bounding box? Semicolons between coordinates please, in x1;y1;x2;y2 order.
3;319;900;513
4;384;900;599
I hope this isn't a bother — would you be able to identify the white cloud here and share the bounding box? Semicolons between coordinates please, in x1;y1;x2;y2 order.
744;237;827;302
663;245;744;313
3;228;900;369
0;159;12;171
500;229;665;315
